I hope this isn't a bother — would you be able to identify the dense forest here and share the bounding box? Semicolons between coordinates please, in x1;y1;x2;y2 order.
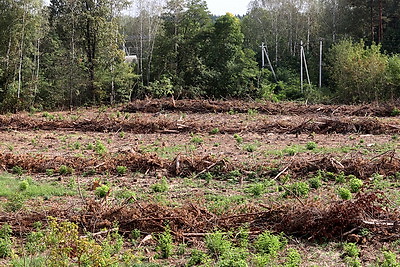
0;0;400;111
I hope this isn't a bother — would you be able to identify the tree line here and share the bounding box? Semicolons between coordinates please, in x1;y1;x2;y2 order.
0;0;400;112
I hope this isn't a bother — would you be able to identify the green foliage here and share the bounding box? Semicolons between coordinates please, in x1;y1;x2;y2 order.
306;141;317;150
116;165;128;176
379;251;399;267
210;128;220;134
146;76;174;98
187;249;210;267
216;246;249;267
284;248;302;267
3;193;25;212
327;40;389;103
246;183;265;197
95;184;110;198
190;135;204;144
19;179;30;191
151;177;169;193
233;134;243;144
243;143;257;152
205;231;232;257
45;218;121;266
156;226;174;259
59;165;74;175
308;176;322;189
283;182;310;198
348;177;363;193
0;224;12;258
343;243;360;258
12;166;23;175
254;231;286;257
95;140;107;155
46;169;54;176
338;187;352;200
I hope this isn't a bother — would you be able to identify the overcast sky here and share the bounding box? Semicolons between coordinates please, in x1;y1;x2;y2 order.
205;0;250;16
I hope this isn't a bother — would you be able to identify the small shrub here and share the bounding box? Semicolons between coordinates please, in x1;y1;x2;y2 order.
283;147;297;156
283;182;310;198
284;248;302;267
338;187;352;200
190;136;203;144
19;179;29;191
116;166;128;176
348;177;363;193
199;171;213;183
343;242;360;258
12;166;23;175
210;128;220;134
308;176;322;189
119;131;125;138
151;177;169;193
95;140;107;155
335;172;346;183
156;226;174;259
247;183;265;197
391;108;400;116
247;108;258;116
0;224;12;258
233;134;243;144
187;249;209;266
306;141;317;150
205;231;232;257
380;251;399;267
254;231;286;257
216;246;249;267
95;184;110;198
46;169;54;176
59;165;74;175
243;143;257;152
3;193;25;212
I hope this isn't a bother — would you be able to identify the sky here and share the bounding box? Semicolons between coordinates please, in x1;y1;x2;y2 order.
205;0;250;16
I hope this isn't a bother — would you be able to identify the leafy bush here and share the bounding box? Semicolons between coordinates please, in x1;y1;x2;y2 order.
187;249;209;266
247;183;265;197
348;177;363;193
254;231;286;257
306;141;317;150
12;166;23;175
283;182;310;198
327;40;388;103
308;176;322;189
379;251;399;267
156;226;174;259
284;248;302;267
338;187;352;200
59;165;74;175
151;177;169;193
0;224;12;258
116;166;128;176
343;242;360;258
205;231;232;257
19;179;30;191
233;134;243;144
95;184;110;198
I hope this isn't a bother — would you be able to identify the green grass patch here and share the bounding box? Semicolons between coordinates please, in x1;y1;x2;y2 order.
0;173;76;198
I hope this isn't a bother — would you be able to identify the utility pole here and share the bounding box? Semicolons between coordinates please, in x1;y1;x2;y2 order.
300;41;303;93
261;42;277;82
300;41;311;93
319;40;322;88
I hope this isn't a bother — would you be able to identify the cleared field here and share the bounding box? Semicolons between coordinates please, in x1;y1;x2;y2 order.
0;99;400;266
